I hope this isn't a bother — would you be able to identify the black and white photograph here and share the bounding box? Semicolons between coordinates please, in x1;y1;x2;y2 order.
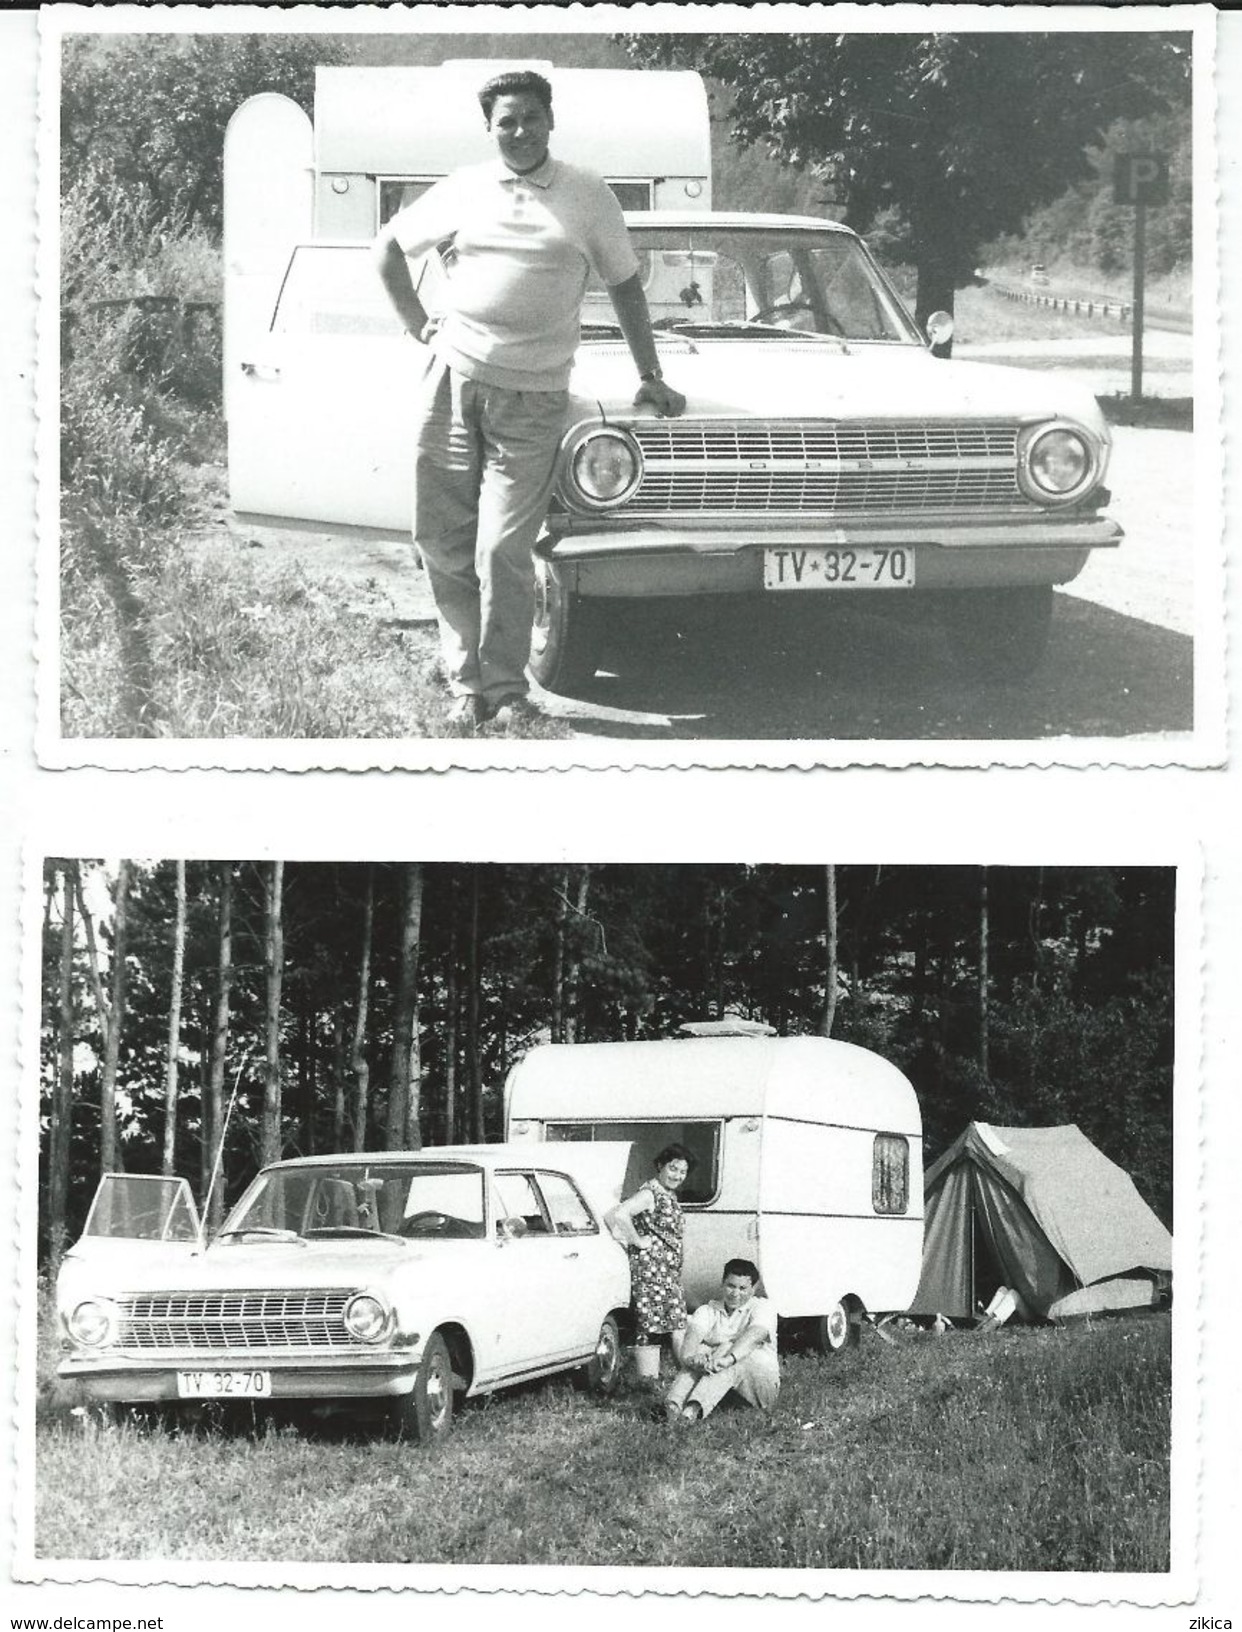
2;4;1239;1630
23;858;1187;1588
37;6;1220;769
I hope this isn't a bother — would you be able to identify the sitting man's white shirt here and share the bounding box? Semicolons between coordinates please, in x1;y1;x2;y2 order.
665;1277;781;1420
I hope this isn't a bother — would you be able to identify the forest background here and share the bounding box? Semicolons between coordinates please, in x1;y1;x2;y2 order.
39;860;1176;1268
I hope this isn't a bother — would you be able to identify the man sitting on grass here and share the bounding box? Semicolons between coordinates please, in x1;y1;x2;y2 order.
663;1258;780;1424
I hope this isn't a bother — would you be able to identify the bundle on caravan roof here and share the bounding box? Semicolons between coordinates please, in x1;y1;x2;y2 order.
909;1122;1172;1320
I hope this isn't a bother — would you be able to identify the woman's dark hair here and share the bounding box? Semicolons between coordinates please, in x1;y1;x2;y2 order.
478;70;553;121
653;1142;696;1173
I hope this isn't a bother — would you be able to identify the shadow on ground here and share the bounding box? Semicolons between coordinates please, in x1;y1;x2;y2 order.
548;594;1192;742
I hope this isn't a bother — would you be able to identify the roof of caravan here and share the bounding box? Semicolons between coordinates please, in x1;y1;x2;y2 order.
506;1036;921;1135
314;64;710;178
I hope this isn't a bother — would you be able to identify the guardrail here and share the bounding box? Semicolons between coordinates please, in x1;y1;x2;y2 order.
986;278;1132;323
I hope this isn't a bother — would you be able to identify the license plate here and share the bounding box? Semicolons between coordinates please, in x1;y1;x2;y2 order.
176;1369;272;1399
764;546;915;590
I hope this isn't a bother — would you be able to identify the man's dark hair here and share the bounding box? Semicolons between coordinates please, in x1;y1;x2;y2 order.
653;1142;696;1173
478;70;553;121
724;1258;760;1286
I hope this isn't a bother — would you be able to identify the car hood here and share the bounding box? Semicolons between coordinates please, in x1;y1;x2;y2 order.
60;1234;452;1297
568;339;1107;431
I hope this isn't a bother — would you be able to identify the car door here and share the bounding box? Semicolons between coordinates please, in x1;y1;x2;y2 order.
226;242;444;530
532;1168;615;1352
490;1169;586;1371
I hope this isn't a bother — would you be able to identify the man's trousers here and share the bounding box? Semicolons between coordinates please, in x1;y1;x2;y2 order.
411;354;568;704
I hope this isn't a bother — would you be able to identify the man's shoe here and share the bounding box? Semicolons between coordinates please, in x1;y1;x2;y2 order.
485;692;543;729
445;694;488;733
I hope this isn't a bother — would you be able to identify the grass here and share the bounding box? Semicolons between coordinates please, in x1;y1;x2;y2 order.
35;1313;1171;1570
60;450;569;741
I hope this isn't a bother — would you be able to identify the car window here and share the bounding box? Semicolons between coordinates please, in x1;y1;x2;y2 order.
585;228;918;342
271;245;416;338
224;1161;485;1238
535;1171;598;1236
494;1171;553;1236
545;1120;721;1207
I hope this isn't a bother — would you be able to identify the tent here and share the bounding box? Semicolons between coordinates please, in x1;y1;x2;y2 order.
909;1122;1172;1320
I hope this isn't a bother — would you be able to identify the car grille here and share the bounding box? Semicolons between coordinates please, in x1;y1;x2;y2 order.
114;1289;356;1352
625;420;1023;516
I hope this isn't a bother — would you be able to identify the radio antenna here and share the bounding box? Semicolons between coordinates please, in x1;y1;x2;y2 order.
198;1050;251;1252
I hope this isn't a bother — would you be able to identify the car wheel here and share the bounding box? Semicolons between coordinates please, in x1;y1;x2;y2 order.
941;585;1054;679
391;1332;455;1447
530;557;601;693
584;1314;623;1396
810;1302;859;1356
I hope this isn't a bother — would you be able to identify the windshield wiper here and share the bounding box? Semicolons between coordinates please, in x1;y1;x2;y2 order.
214;1226;303;1244
302;1226;400;1240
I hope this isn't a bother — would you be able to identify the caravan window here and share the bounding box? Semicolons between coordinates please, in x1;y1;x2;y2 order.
545;1121;720;1206
378;178;439;226
872;1135;910;1214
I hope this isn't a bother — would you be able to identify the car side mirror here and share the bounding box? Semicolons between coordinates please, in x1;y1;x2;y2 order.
925;311;954;351
497;1216;528;1241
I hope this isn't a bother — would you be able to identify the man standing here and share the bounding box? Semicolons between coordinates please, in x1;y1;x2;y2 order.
373;69;686;731
663;1258;781;1423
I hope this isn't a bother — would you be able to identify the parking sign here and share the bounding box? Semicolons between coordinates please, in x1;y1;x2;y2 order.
1114;154;1170;207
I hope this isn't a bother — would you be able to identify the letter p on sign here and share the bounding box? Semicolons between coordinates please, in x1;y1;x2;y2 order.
1114;154;1170;206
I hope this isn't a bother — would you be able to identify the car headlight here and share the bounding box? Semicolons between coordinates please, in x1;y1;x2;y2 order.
1018;422;1102;506
67;1298;118;1348
564;426;643;510
343;1292;392;1344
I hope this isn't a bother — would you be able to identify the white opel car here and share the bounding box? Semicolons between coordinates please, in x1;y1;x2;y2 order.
56;1148;632;1444
228;213;1121;690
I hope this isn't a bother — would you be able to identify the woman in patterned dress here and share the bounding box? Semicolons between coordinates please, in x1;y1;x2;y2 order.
606;1144;695;1387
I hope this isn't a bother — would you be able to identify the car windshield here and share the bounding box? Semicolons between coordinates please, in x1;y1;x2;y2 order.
583;225;921;344
270;227;919;347
82;1174;199;1241
222;1161;487;1240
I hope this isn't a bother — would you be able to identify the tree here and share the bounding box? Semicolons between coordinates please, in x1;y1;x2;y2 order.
387;864;424;1150
76;860;132;1177
47;866;77;1270
350;866;374;1153
60;34;348;236
622;31;1191;325
261;862;284;1166
203;864;233;1230
160;860;187;1176
822;865;839;1038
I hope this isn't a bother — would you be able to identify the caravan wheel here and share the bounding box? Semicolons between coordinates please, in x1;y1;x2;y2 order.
811;1302;858;1356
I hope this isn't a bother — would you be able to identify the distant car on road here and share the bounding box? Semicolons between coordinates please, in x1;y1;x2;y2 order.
1030;262;1051;285
56;1149;632;1445
230;215;1121;686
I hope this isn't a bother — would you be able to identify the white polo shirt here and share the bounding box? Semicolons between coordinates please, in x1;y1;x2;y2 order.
686;1295;778;1353
387;155;639;392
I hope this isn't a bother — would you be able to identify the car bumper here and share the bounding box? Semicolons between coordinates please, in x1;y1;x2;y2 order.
543;516;1122;598
57;1350;422;1405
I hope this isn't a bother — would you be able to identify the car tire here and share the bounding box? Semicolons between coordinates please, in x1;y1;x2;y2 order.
810;1301;859;1356
941;584;1054;679
583;1314;623;1396
391;1332;455;1447
530;557;601;694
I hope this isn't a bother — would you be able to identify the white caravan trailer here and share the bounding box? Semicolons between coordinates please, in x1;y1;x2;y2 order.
504;1031;924;1351
221;61;710;454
